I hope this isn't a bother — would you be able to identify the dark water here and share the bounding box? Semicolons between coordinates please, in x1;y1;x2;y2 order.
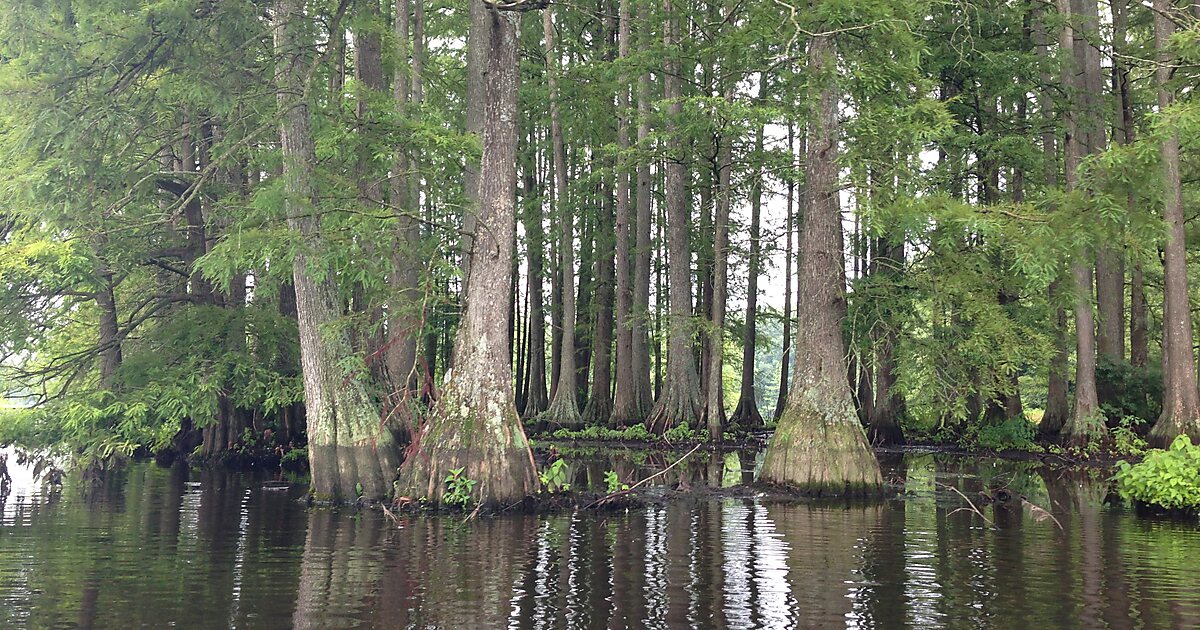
2;446;1199;629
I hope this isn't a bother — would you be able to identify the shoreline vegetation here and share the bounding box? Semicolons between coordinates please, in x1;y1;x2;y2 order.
3;0;1200;517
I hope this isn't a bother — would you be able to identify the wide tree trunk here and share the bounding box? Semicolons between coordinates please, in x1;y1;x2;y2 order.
1149;0;1200;446
645;0;702;434
394;3;537;507
539;8;581;428
1056;0;1106;446
730;94;766;430
610;0;641;427
275;0;401;501
758;31;882;495
459;0;491;287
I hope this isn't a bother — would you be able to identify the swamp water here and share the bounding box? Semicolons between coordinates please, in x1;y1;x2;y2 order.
1;445;1199;629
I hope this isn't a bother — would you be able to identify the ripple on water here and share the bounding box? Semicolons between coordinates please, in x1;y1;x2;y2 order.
2;452;1199;629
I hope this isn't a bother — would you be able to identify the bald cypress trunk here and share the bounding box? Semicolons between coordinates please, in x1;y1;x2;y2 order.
759;31;881;495
730;88;766;430
1149;0;1200;447
582;176;616;426
774;126;798;422
1033;6;1068;436
539;7;581;428
645;0;702;434
394;3;537;506
866;234;905;446
275;0;401;501
1056;0;1106;446
385;0;422;440
703;87;733;440
629;12;655;419
610;0;641;427
522;128;549;419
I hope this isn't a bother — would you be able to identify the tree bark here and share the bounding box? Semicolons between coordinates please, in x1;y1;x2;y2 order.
610;0;641;426
539;7;581;428
1056;0;1106;446
275;0;401;501
460;0;491;289
645;0;702;434
703;87;733;440
730;84;767;430
582;177;616;426
866;234;905;445
521;128;549;418
394;3;538;506
385;0;422;437
630;9;655;420
774;126;798;422
1033;5;1068;437
1149;0;1200;446
759;31;882;495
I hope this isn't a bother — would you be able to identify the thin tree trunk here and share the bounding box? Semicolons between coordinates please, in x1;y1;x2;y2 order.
704;86;733;440
275;0;401;501
394;2;538;506
759;29;881;494
582;177;616;426
1034;5;1068;436
631;10;655;419
867;234;906;445
730;82;766;430
522;127;549;418
1056;0;1105;446
610;0;641;426
774;126;798;422
386;0;421;435
646;0;702;433
1149;0;1200;446
540;7;581;428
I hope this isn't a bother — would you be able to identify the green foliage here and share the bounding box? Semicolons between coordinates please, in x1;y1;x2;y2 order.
549;423;654;442
1112;417;1149;458
539;459;571;493
662;422;699;442
603;470;629;494
1114;436;1200;512
441;467;478;509
961;417;1042;452
1097;358;1162;427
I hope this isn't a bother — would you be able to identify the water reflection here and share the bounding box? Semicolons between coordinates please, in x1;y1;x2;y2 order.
2;448;1200;628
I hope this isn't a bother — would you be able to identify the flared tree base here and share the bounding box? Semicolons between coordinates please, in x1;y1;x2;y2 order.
646;378;701;435
1060;410;1109;449
729;396;764;431
309;442;402;502
580;395;613;428
536;394;582;431
866;420;905;447
759;391;883;497
1148;410;1200;449
395;380;538;508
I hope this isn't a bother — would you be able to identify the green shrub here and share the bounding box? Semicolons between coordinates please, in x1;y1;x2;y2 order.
441;467;477;508
1114;435;1200;512
964;417;1041;452
539;458;570;493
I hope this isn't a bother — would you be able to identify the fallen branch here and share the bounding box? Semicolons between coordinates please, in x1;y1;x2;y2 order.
586;442;703;508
